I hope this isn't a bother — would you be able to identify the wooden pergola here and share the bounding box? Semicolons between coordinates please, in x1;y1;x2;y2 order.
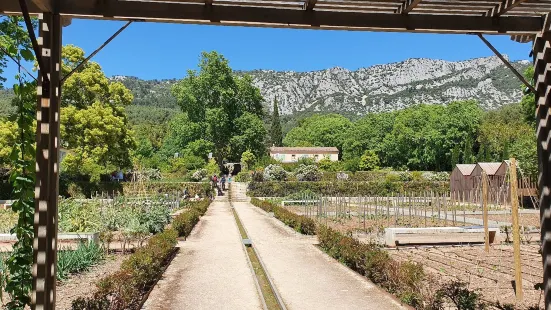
1;0;551;309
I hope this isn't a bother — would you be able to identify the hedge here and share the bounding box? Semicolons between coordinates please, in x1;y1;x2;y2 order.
172;199;211;239
317;225;426;307
71;228;178;310
250;198;316;235
247;181;448;197
59;179;211;198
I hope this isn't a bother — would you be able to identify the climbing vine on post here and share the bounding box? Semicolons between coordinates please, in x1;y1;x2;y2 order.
0;16;36;309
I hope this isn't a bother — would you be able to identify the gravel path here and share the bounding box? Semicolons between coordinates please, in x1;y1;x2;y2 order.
232;196;407;309
143;196;263;310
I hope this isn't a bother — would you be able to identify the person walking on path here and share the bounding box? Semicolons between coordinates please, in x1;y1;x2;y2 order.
221;175;226;191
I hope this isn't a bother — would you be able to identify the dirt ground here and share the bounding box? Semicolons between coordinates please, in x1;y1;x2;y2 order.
1;254;126;309
56;254;126;310
391;244;544;309
469;213;541;228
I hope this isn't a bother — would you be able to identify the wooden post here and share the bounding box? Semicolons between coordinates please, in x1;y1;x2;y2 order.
32;12;62;310
510;158;523;301
482;170;489;252
424;191;427;227
444;192;448;226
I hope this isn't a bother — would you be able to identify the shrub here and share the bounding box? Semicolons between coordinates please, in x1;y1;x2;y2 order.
252;169;264;182
241;150;256;171
435;281;486;310
316;225;426;308
423;171;450;182
234;170;252;182
398;171;413;182
359;150;380;171
263;164;288;181
72;229;178;310
172;199;211;239
295;164;322;181
205;158;219;176
336;172;349;181
247;181;448;197
250;198;316;235
191;169;208;181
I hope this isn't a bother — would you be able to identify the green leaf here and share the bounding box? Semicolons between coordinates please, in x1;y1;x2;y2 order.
20;49;34;62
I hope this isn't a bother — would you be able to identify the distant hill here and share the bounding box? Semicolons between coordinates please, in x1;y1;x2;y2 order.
0;56;531;127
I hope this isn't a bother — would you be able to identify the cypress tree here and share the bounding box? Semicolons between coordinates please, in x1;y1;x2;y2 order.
463;136;474;164
270;98;283;146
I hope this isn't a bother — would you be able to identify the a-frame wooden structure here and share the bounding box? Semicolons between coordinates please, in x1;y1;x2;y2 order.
1;0;551;308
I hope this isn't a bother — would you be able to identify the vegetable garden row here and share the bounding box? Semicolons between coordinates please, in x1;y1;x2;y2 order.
0;190;213;309
250;195;543;309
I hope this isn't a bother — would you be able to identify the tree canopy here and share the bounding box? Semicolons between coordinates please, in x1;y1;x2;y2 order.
171;51;266;165
59;45;135;181
283;114;352;153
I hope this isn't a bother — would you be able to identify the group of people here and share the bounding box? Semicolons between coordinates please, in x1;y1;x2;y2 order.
211;174;232;196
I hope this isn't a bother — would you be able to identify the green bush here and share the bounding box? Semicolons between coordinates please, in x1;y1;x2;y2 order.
263;164;288;181
172;199;211;239
72;229;178;310
295;164;322;181
234;170;252;182
316;225;427;307
172;210;200;239
247;181;448;197
250;198;316;235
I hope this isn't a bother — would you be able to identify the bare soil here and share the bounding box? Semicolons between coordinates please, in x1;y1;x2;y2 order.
56;254;126;310
391;244;544;309
469;213;541;228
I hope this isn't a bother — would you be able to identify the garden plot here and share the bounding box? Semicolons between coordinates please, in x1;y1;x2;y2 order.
390;244;544;309
467;211;541;228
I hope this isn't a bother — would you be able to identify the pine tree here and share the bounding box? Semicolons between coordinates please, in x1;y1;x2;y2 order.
270;98;283;147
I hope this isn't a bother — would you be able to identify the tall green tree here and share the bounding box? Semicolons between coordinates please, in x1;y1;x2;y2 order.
159;113;203;158
283;114;352;153
342;111;395;160
519;66;535;125
171;51;265;165
59;45;136;181
270;98;283;146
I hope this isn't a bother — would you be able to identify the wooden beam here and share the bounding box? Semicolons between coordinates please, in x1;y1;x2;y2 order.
304;0;317;11
397;0;423;14
30;0;52;11
0;0;545;34
486;0;530;16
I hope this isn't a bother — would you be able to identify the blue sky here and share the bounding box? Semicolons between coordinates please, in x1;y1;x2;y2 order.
4;18;533;85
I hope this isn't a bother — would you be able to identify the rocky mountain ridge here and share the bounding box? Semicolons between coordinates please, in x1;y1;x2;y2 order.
115;55;530;115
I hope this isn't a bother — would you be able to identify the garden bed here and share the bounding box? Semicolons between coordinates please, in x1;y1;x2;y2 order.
56;254;125;310
468;213;541;228
390;244;544;309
